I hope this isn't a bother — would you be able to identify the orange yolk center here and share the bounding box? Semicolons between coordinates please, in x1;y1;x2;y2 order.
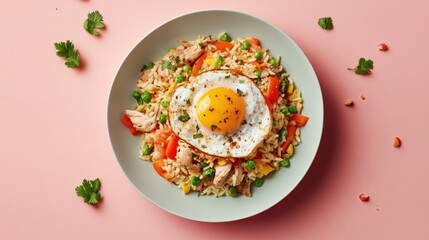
196;87;245;133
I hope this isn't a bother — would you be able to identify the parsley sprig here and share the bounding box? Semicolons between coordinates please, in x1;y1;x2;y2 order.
318;17;334;30
54;40;80;68
75;178;102;205
348;58;374;75
84;11;105;35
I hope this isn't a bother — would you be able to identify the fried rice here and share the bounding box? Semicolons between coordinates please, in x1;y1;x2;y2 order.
122;33;307;197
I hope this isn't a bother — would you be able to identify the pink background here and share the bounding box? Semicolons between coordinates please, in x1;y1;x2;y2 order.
1;0;428;239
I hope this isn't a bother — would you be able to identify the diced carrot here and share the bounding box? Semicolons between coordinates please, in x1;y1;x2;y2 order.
248;37;261;48
165;134;180;160
266;76;280;102
281;125;297;153
191;51;208;76
121;113;140;135
291;114;309;127
153;160;166;177
155;128;173;147
121;113;133;128
214;40;234;52
249;61;261;69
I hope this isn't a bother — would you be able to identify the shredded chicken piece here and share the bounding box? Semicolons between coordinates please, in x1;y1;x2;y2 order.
213;163;233;188
231;164;243;186
124;104;159;133
176;142;193;167
163;35;214;65
238;177;252;197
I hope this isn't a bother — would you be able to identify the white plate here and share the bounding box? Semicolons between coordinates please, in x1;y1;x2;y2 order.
107;9;324;222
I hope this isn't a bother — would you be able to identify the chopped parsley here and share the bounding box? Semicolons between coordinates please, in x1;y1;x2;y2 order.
161;60;176;71
178;112;190;122
237;88;244;96
318;17;333;30
211;125;219;131
141;61;155;72
193;133;203;139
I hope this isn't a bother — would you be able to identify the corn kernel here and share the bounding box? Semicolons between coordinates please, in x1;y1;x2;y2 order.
287;144;294;156
217;159;227;166
181;181;191;194
287;82;294;95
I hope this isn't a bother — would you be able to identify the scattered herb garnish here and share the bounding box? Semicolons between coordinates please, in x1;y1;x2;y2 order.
141;61;155;72
178;112;190;122
211;125;219;131
161;60;176;71
237;89;244;96
225;75;231;79
215;56;224;69
318;17;334;30
196;125;200;132
84;11;105;35
348;58;374;75
185;99;191;105
193;133;203;139
54;40;80;68
228;137;233;143
75;178;101;205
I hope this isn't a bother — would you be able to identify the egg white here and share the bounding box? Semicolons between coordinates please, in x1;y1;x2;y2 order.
168;70;272;158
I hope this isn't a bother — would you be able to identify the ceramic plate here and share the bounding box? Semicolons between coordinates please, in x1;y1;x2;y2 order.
107;9;324;222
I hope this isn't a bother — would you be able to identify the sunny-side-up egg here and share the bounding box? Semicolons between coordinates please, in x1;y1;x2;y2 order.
168;70;272;158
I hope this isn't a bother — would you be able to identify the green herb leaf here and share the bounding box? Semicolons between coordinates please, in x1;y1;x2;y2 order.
84;11;105;35
161;60;176;71
178;112;190;122
75;178;101;205
211;125;219;131
54;40;80;68
193;133;203;139
237;88;244;96
141;61;155;72
318;17;334;30
348;58;374;75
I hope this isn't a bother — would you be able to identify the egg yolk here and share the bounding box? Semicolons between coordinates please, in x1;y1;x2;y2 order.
196;87;245;133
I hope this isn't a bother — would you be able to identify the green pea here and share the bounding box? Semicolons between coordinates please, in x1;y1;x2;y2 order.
220;32;232;42
229;186;238;197
281;158;290;167
175;75;185;83
202;168;215;180
273;120;278;126
278;128;288;141
199;161;208;168
246;160;256;170
158;113;167;124
241;41;250;50
161;100;169;108
281;107;289;115
253;178;264;187
182;65;191;73
142;144;153;156
269;58;277;66
132;90;140;100
190;176;201;186
288;105;297;113
254;51;263;60
141;91;152;103
254;70;262;78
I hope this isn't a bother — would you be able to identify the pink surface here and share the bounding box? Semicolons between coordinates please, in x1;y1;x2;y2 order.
1;0;428;239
